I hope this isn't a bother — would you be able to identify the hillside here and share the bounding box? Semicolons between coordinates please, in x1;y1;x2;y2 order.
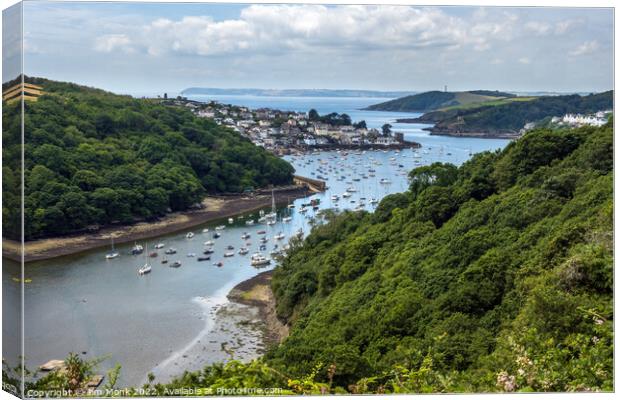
264;122;612;392
364;90;516;112
9;121;613;395
417;91;613;137
2;78;294;240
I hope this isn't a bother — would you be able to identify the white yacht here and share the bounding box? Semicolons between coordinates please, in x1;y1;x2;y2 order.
137;245;152;275
105;237;119;259
251;253;271;266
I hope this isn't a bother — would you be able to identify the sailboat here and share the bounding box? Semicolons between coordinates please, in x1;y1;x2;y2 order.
137;244;152;275
265;189;277;222
131;243;144;255
105;237;120;259
282;202;292;222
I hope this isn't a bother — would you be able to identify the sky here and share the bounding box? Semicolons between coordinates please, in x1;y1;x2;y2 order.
4;1;614;95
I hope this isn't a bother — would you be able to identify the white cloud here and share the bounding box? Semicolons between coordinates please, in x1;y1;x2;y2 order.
525;21;551;36
94;34;133;53
90;5;599;62
518;57;531;64
93;5;498;57
554;19;582;35
569;40;600;56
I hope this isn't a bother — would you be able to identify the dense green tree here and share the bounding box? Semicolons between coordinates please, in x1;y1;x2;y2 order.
408;162;459;198
354;120;367;129
381;123;392;136
308;109;319;120
266;121;613;392
3;77;295;239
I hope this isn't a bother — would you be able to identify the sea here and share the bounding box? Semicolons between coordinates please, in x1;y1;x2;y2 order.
2;95;510;388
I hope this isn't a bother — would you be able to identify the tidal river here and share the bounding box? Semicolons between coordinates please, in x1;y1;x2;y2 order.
2;100;509;388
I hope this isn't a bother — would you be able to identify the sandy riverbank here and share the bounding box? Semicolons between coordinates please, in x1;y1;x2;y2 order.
3;187;310;263
227;270;289;346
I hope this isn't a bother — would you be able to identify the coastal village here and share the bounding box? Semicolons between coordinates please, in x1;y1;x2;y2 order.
159;95;416;155
550;110;612;127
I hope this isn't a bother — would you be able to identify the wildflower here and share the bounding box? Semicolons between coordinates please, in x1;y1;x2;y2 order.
496;371;517;392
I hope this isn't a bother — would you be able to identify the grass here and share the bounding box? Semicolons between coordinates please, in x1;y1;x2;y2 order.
438;96;537;111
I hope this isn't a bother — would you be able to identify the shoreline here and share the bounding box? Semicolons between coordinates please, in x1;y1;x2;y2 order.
227;270;289;346
3;186;311;263
427;129;520;139
395;118;520;139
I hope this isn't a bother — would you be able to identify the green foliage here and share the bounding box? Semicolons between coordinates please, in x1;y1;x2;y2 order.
366;90;514;112
4;353;117;397
307;109;352;126
3;77;294;239
428;91;613;133
7;122;613;395
267;122;613;392
366;91;458;112
408;162;458;198
142;360;292;396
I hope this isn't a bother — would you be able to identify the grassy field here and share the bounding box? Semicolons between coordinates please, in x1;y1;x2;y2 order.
438;95;537;111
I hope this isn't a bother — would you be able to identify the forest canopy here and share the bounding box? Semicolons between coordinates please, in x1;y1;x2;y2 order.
2;78;294;240
266;121;613;392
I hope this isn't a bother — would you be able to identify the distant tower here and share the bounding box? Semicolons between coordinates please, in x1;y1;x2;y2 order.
164;93;168;99
444;85;447;92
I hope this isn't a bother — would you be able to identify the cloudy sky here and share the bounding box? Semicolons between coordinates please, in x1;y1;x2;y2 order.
10;1;614;95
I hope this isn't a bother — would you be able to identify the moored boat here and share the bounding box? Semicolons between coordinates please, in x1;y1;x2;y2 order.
131;243;144;255
137;244;152;275
106;237;119;259
250;253;271;267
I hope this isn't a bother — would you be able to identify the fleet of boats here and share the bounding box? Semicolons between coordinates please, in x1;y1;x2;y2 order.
104;145;465;276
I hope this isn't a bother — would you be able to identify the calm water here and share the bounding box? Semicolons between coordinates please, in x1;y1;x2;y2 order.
3;96;509;388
